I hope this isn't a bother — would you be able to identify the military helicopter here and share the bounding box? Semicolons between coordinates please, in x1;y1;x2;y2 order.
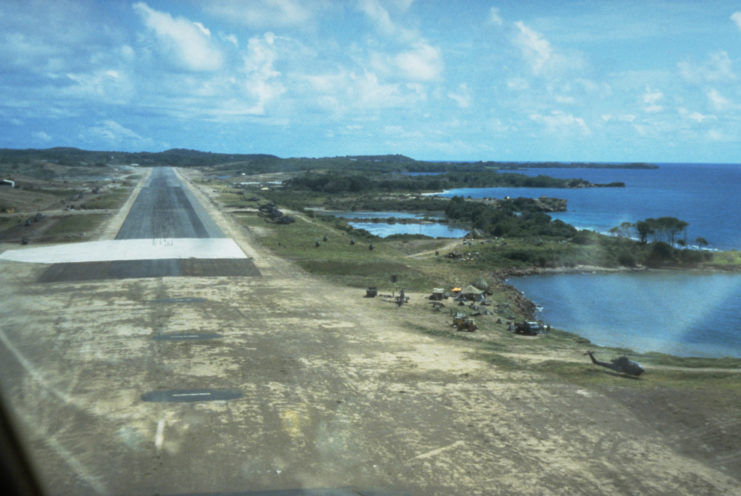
585;350;645;376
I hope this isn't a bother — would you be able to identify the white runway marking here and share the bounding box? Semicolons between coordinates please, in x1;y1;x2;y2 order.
409;440;465;461
0;238;247;264
154;419;165;451
172;392;212;397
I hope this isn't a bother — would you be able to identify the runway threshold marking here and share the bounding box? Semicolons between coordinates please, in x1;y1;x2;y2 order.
140;389;243;403
152;332;223;341
154;419;165;452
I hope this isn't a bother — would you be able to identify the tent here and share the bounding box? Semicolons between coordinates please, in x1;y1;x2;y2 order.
458;285;485;301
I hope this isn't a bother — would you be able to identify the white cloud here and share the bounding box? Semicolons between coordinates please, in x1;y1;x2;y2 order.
33;131;51;142
506;77;529;90
678;51;735;83
120;45;135;61
530;111;590;135
220;33;238;47
706;88;737;111
554;95;575;104
241;33;285;115
82;120;150;146
448;83;472;108
205;0;314;29
64;69;133;103
358;0;415;41
488;7;503;26
513;21;551;74
642;87;663;112
706;128;733;141
678;108;716;123
731;11;741;30
394;42;443;81
348;72;398;109
133;2;223;71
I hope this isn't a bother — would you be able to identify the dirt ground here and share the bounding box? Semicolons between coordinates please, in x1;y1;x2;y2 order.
0;169;739;495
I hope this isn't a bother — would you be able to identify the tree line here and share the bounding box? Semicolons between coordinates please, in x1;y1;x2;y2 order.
284;170;616;194
610;217;708;247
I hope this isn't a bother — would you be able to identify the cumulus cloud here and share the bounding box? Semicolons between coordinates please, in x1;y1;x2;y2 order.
530;111;590;135
205;0;314;29
32;130;52;142
706;88;737;111
506;77;529;90
642;87;663;112
732;11;741;30
513;21;551;74
82;120;150;146
678;51;735;83
64;69;132;102
678;108;715;123
394;42;443;81
488;7;503;26
133;2;223;71
358;0;416;41
239;33;285;115
448;83;472;108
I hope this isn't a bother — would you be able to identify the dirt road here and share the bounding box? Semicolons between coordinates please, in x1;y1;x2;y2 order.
0;168;739;495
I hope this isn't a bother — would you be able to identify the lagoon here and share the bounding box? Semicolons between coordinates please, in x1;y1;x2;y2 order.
348;221;467;238
509;272;741;358
331;210;442;220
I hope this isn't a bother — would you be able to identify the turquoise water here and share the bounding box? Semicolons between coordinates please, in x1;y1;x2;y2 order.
348;221;467;238
437;163;741;250
509;272;741;358
326;210;463;238
332;211;442;220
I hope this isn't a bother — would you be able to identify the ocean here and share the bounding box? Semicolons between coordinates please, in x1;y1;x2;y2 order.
439;163;741;250
439;163;741;358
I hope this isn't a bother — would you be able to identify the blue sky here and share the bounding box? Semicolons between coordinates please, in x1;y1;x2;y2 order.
1;0;740;162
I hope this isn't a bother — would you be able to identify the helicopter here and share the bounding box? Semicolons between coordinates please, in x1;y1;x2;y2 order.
585;350;645;376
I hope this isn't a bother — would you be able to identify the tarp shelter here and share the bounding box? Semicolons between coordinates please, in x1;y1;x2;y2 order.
459;285;485;301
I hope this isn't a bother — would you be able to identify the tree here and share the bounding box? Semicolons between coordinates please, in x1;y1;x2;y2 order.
610;221;633;238
696;236;709;248
656;216;688;246
635;220;652;244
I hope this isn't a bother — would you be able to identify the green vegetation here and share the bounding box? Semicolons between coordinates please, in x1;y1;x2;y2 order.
0;147;657;174
40;214;108;241
80;187;131;210
285;170;623;193
235;211;445;289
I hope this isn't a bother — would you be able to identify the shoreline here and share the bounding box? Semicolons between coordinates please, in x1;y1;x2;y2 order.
501;262;741;277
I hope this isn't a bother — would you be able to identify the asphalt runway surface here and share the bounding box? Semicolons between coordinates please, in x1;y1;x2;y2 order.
38;167;260;282
116;167;223;240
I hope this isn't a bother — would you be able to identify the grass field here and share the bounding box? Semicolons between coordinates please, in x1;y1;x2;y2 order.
80;187;132;210
39;214;109;241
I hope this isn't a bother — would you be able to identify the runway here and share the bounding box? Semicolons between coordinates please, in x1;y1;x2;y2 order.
0;167;260;281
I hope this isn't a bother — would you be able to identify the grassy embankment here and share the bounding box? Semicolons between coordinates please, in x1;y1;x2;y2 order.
206;179;741;390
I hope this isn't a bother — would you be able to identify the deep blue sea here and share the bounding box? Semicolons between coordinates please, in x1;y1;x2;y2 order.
439;163;741;250
439;163;741;358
